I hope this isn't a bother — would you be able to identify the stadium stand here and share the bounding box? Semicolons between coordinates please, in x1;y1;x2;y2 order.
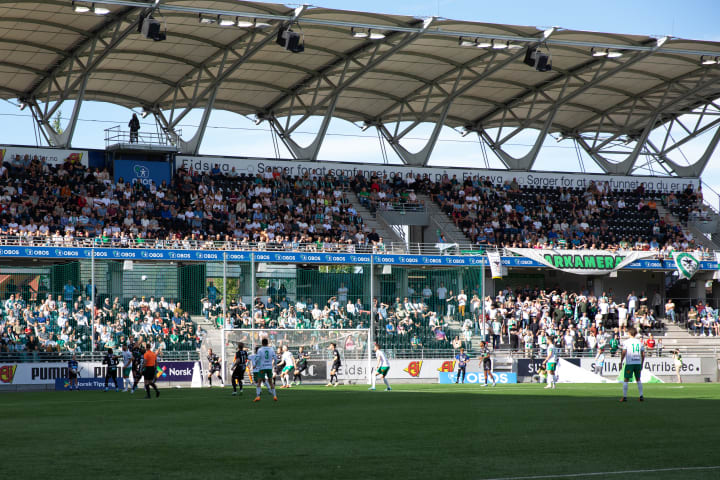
429;175;709;254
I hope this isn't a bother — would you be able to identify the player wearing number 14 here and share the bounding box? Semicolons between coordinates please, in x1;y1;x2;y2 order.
253;338;278;402
620;327;645;402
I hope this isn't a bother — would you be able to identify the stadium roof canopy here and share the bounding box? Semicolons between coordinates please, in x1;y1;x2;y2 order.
2;0;720;175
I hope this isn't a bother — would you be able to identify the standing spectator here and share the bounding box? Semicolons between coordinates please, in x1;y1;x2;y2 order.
457;289;468;318
651;291;662;318
207;281;219;305
129;113;140;143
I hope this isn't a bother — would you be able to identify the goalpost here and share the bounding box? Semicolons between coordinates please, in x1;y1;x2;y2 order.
222;328;372;385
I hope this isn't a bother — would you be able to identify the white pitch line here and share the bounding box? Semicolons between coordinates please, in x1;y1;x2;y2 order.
478;465;720;480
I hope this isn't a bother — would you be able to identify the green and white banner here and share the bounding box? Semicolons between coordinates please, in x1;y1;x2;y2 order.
673;251;700;279
507;248;656;275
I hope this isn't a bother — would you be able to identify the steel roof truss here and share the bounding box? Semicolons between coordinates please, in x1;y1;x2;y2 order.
269;58;351;160
377;67;466;165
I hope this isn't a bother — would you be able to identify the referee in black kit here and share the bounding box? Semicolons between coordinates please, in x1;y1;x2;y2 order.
231;343;249;396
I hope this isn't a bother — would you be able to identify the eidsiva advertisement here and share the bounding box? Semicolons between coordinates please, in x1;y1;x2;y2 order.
338;359;461;381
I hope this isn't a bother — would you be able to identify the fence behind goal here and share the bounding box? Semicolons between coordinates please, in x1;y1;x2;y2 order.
223;329;371;384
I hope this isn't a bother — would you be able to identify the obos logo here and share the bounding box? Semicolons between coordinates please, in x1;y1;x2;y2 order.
134;165;150;178
0;365;17;383
438;361;456;372
404;361;422;377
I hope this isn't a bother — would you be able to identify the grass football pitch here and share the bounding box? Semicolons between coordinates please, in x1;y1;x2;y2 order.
2;383;719;480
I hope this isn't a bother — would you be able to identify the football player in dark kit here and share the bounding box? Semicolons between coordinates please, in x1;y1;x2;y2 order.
103;348;120;392
67;353;79;390
479;342;496;387
326;343;341;387
130;340;145;394
294;346;310;386
455;347;469;384
207;348;224;387
231;343;249;396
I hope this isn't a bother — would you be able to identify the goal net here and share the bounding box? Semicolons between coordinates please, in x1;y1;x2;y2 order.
222;328;371;384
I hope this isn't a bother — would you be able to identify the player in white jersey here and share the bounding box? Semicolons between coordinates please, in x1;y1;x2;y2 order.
249;347;272;393
120;344;133;392
254;338;278;402
542;337;559;389
369;343;392;391
279;345;296;389
620;327;645;402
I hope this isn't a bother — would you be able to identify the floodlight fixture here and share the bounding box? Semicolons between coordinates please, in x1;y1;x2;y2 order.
352;27;385;40
72;2;90;13
198;13;216;24
458;37;476;47
606;50;623;58
476;39;492;48
492;40;508;50
591;48;607;57
701;56;719;65
218;16;236;27
93;4;110;15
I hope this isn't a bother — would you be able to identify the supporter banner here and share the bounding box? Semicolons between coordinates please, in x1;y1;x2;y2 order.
0;145;89;167
0;246;715;271
487;251;503;279
55;377;125;391
508;248;656;275
438;371;517;384
580;357;702;376
673;251;700;280
556;358;608;383
516;358;580;377
338;358;460;381
0;362;102;385
114;159;172;187
176;155;700;193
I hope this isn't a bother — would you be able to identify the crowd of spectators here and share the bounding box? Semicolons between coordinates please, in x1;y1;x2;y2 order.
0;286;202;355
1;153;711;257
432;175;709;254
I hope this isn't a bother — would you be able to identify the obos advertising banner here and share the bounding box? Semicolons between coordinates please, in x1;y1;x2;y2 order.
438;371;517;384
114;159;172;187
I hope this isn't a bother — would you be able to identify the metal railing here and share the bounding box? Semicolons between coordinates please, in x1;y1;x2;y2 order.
0;235;714;259
104;125;181;148
376;202;426;214
0;350;200;363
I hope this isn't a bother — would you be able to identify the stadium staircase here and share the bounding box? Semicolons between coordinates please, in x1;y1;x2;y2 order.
348;191;406;246
657;322;720;355
416;193;470;245
656;205;720;250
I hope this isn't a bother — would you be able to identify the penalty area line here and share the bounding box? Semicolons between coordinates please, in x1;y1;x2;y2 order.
477;465;720;480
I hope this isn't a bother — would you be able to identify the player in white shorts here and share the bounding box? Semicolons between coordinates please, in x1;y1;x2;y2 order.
543;337;558;389
369;343;392;391
279;345;296;389
620;327;645;402
254;338;278;402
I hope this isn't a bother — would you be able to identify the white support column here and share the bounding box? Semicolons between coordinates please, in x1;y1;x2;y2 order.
368;255;374;387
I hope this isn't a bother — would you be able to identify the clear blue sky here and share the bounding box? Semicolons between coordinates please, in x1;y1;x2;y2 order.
2;0;720;196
